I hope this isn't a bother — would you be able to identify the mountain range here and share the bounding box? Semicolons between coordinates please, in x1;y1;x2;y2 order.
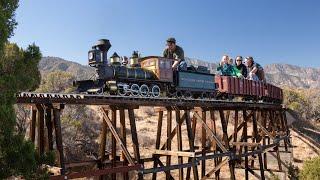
39;56;320;89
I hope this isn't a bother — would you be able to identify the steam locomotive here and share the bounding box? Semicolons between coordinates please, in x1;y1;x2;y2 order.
74;39;283;103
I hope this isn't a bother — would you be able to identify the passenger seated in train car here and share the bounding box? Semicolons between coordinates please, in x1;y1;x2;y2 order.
163;37;187;71
228;58;234;65
245;56;266;82
217;55;243;78
235;56;248;78
217;55;232;75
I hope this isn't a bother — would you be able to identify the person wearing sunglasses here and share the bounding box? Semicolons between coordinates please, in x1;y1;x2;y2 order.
163;37;187;71
235;56;248;78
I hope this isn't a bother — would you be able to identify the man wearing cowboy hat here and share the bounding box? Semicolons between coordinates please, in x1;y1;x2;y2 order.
163;37;187;71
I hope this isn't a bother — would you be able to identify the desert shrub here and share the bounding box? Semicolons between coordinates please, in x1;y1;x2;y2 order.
299;156;320;180
287;162;299;180
283;87;319;120
140;135;154;147
144;107;155;117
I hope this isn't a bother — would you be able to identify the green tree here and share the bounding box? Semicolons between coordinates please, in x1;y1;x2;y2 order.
0;43;44;179
0;0;50;178
37;71;75;93
300;156;320;180
0;0;19;53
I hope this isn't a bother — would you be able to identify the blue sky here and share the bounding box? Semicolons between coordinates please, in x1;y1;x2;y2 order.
10;0;320;67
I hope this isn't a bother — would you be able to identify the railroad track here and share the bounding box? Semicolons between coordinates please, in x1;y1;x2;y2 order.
17;92;282;109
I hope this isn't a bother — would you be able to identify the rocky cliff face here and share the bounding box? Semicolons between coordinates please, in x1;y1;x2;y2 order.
264;64;320;88
39;56;319;89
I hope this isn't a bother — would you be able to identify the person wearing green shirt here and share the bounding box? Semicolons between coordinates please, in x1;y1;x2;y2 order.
217;55;243;77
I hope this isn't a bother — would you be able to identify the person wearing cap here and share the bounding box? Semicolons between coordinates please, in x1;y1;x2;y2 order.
163;37;187;71
245;56;266;81
235;56;248;78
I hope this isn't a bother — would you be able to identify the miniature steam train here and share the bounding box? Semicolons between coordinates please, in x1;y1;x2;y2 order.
74;39;283;103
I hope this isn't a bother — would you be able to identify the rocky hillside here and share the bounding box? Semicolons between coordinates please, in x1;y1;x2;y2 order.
39;57;95;80
39;56;320;89
264;64;320;89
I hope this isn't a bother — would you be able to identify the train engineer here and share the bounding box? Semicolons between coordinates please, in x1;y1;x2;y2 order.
163;37;187;71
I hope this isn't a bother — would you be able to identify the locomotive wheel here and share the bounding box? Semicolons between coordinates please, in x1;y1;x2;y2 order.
130;84;140;96
117;84;129;96
117;88;127;96
151;85;161;97
139;84;149;97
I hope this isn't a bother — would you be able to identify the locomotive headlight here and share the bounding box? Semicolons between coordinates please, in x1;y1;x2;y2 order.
88;52;94;60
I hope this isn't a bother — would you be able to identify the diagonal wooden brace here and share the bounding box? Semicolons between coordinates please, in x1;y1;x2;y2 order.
100;107;135;165
193;112;227;152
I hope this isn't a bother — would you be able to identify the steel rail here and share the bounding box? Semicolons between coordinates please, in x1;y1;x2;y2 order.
16;92;282;109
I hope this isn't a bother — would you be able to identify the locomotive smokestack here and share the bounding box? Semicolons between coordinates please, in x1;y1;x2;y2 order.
95;39;111;64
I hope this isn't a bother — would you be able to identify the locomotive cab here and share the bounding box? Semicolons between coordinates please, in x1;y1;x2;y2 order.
140;56;174;83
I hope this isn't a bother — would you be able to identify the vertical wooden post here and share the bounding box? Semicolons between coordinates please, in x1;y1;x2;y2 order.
282;109;291;147
243;110;249;180
120;108;129;180
262;110;268;170
176;109;183;180
219;110;235;180
187;110;198;179
201;109;206;178
166;108;172;179
279;110;288;151
45;107;53;151
53;106;66;175
36;104;45;155
152;110;163;180
30;107;37;143
210;110;220;180
252;110;265;180
110;108;117;180
233;110;239;143
99;111;108;162
128;108;143;180
185;109;199;180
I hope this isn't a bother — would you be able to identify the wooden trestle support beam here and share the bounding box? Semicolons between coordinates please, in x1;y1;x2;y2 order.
26;102;290;180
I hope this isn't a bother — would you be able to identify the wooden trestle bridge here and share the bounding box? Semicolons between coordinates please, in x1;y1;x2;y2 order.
16;92;291;180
